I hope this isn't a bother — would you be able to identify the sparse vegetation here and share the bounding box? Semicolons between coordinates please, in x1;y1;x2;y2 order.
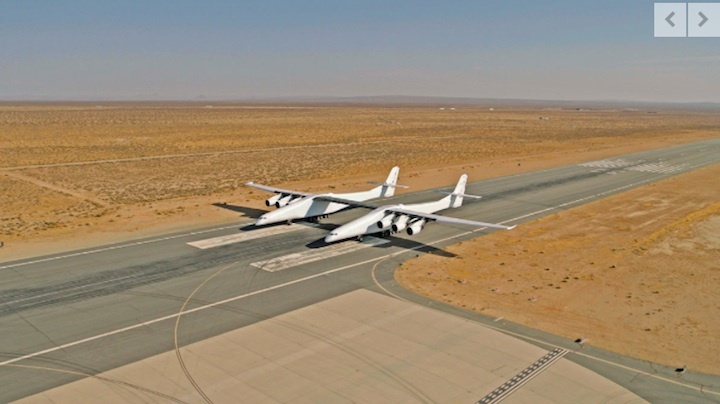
1;103;718;242
396;164;720;374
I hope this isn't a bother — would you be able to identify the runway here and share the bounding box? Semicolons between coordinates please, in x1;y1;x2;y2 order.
1;139;719;402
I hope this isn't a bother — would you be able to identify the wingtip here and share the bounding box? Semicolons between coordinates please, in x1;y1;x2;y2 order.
507;225;517;230
245;181;254;185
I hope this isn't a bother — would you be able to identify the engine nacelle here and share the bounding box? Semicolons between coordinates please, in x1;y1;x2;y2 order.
407;219;426;236
275;195;292;208
392;215;409;232
377;214;395;229
266;194;282;207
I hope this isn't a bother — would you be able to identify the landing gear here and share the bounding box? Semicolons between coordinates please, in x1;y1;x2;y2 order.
356;235;364;242
307;215;329;224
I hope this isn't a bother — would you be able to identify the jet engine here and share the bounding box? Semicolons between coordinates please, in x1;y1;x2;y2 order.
391;215;410;232
377;213;395;229
407;219;426;236
275;195;292;208
266;194;282;207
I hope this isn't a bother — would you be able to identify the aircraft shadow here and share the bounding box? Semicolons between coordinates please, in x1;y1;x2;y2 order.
238;219;340;232
213;202;267;218
306;235;457;258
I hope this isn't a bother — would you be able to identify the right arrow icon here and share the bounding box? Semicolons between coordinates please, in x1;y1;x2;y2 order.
688;3;719;37
698;11;709;27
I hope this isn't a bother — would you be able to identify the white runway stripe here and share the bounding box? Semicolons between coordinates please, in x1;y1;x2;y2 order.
627;163;686;173
579;159;633;169
580;159;687;174
187;225;303;249
251;237;390;272
1;224;243;270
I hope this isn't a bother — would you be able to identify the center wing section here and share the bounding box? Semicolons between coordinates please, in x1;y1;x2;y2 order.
389;207;515;230
313;195;379;210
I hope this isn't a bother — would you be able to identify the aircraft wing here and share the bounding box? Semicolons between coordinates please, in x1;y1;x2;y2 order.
245;182;313;198
389;207;515;230
313;195;379;209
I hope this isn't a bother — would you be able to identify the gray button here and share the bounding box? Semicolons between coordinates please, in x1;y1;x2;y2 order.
689;3;720;37
655;3;687;37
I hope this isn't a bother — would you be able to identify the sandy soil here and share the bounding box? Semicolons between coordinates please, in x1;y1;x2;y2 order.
2;104;719;261
396;162;720;374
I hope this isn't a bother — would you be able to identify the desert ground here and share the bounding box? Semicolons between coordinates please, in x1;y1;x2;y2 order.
1;103;719;374
397;162;720;374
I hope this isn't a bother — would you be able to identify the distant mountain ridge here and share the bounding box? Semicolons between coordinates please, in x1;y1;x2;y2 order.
1;95;719;110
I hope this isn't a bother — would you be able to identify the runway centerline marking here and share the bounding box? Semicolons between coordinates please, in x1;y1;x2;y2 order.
251;237;390;272
187;225;304;249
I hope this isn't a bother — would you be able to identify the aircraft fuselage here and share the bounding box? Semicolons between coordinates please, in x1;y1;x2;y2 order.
255;195;350;226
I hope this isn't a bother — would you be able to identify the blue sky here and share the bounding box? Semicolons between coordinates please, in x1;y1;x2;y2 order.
1;1;719;102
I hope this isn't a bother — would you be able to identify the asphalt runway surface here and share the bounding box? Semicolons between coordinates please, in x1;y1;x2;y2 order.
1;139;719;402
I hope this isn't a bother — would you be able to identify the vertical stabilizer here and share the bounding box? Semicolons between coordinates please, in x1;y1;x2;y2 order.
381;166;400;197
450;174;468;208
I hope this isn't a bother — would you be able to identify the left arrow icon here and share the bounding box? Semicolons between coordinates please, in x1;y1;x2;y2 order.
655;4;686;37
666;11;676;27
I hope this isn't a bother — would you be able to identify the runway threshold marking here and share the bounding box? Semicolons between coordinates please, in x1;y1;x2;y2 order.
579;159;688;174
477;348;568;403
187;225;303;249
251;237;390;272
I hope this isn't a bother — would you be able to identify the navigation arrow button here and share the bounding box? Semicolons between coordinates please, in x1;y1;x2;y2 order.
689;3;720;37
698;11;708;27
666;11;676;27
655;3;686;37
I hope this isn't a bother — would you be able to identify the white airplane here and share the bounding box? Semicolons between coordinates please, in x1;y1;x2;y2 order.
324;174;515;243
246;167;406;226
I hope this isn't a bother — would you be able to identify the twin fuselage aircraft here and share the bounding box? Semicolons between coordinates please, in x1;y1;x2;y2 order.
246;167;514;243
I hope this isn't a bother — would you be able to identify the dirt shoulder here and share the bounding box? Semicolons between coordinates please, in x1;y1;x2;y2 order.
396;162;720;375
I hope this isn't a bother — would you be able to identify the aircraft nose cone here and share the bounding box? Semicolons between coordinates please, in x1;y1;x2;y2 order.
256;216;268;226
324;233;338;243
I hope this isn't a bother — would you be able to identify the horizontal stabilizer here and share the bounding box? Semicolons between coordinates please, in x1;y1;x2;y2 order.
368;181;409;189
433;190;482;199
